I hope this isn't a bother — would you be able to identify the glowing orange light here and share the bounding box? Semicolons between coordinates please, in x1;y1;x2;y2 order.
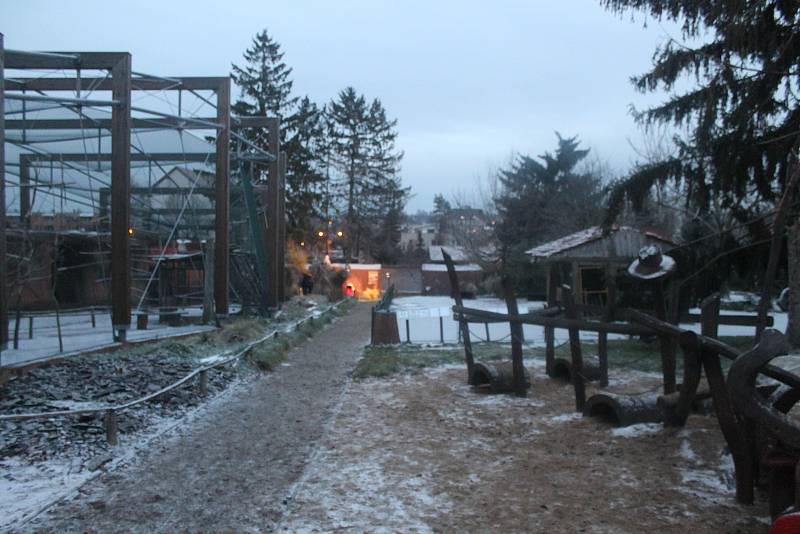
336;230;343;237
300;241;305;247
127;227;135;237
317;231;324;237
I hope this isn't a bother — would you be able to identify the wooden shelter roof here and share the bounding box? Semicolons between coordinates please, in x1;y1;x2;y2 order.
526;225;678;263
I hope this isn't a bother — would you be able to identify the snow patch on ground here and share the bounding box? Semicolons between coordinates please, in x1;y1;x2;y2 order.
678;452;736;505
547;412;582;423
0;375;252;531
611;423;663;438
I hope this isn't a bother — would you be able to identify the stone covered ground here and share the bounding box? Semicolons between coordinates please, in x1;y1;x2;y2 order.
3;302;775;533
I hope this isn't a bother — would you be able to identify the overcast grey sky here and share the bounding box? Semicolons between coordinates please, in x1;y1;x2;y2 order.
5;0;678;212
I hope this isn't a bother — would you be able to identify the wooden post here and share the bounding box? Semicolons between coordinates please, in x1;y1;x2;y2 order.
439;316;444;344
214;78;230;318
700;294;753;503
545;263;559;377
484;322;490;342
202;239;215;324
110;53;131;342
19;156;30;224
787;222;800;346
90;307;96;328
277;152;287;304
55;307;63;352
503;278;527;397
0;34;8;351
443;249;475;384
104;409;118;446
757;160;799;340
266;118;281;311
13;309;20;350
654;280;676;394
598;263;615;387
405;319;410;343
562;285;586;411
199;369;208;395
28;316;33;339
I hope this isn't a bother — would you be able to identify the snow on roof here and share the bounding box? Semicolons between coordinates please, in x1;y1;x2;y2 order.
421;263;482;272
526;225;677;260
428;246;469;262
527;227;605;259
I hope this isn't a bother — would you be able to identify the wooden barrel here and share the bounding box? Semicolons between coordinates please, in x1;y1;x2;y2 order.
471;361;530;394
551;356;603;383
583;392;662;427
371;310;400;345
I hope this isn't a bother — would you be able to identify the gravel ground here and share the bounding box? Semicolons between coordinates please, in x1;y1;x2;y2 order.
26;302;371;533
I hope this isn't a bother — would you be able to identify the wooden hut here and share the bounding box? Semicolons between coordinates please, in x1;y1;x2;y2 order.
526;226;677;306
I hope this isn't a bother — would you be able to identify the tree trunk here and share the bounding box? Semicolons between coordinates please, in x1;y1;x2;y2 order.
787;223;800;347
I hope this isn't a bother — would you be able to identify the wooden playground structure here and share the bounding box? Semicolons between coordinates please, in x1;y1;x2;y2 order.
441;248;800;520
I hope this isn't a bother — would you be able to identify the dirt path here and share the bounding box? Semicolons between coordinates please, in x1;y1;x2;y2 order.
280;361;770;533
27;303;371;534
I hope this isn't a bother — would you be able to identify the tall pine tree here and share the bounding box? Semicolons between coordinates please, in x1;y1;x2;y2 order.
495;134;603;284
231;29;297;119
231;30;326;240
600;1;800;222
326;87;406;260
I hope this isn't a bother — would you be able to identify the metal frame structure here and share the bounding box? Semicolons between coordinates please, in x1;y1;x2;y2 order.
0;35;287;353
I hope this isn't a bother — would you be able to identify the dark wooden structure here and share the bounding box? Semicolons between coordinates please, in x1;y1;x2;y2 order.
1;40;288;354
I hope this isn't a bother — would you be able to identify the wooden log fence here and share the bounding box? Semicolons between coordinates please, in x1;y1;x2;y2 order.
0;300;347;444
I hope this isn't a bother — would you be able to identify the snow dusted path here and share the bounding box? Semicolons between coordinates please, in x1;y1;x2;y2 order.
28;303;371;533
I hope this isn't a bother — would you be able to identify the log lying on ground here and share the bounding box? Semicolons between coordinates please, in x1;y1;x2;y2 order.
583;392;663;427
471;361;531;394
658;386;713;425
551;356;603;383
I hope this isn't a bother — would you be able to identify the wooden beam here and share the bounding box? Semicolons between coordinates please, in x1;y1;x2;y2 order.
4;75;229;91
277;152;287;304
5;117;223;130
502;279;526;397
21;152;215;163
562;286;586;411
545;263;559;377
681;313;773;327
5;50;128;70
265;118;280;310
0;34;7;350
443;249;475;384
214;78;230;318
110;53;132;341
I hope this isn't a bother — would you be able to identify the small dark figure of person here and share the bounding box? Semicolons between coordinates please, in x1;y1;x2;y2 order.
300;272;314;295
